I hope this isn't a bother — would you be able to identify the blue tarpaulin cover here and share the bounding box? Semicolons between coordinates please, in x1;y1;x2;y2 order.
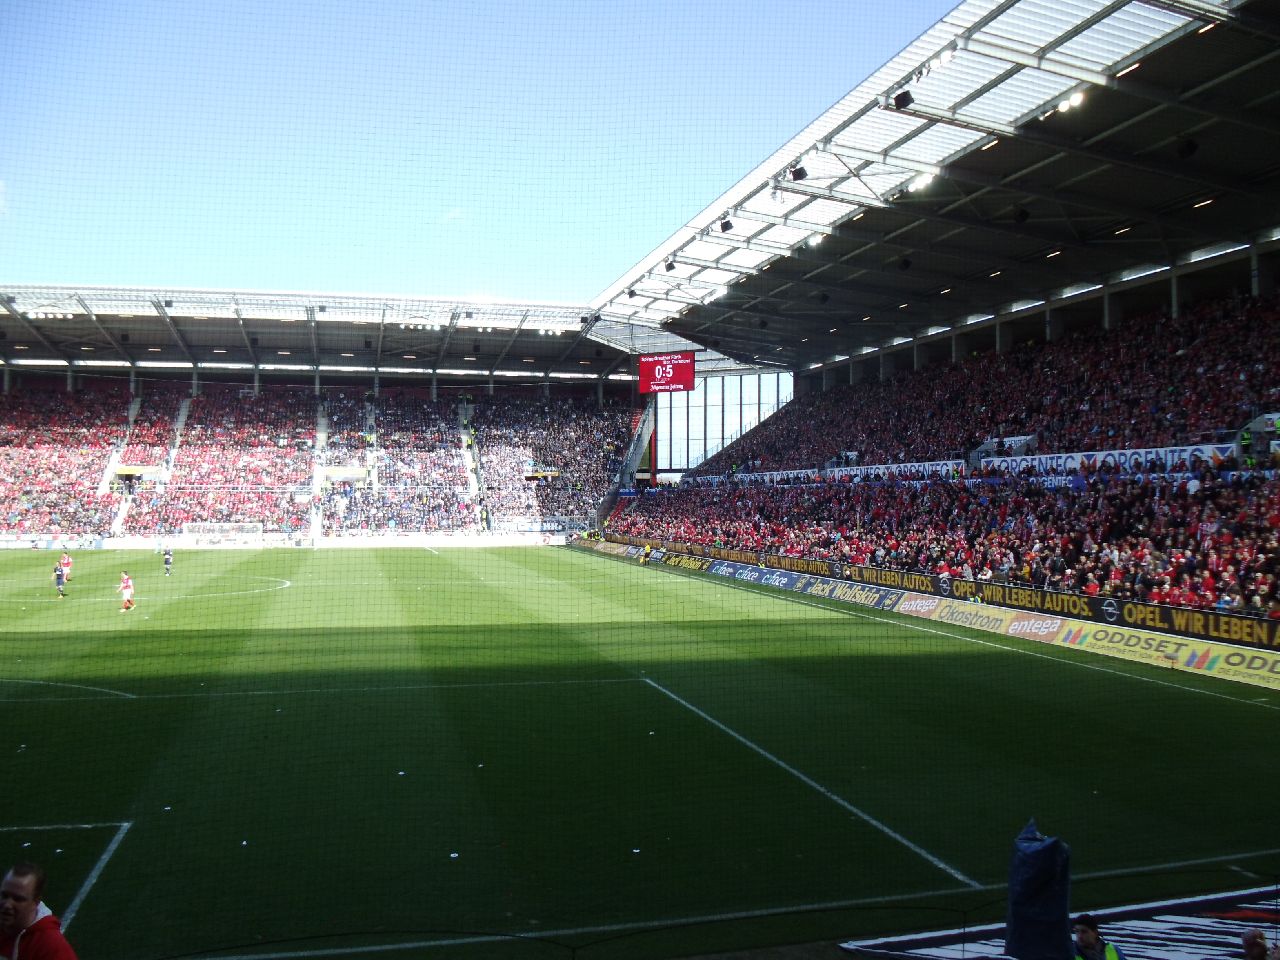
1005;819;1071;960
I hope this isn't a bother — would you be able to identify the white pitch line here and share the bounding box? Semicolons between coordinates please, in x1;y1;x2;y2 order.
0;577;292;604
842;604;1280;712
1073;846;1280;880
0;822;129;832
0;678;136;699
677;570;1280;712
172;861;1280;960
839;882;1280;951
0;676;642;704
61;820;131;931
642;678;979;889
199;883;981;960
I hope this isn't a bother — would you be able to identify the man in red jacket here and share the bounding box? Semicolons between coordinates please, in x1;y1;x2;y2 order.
0;863;78;960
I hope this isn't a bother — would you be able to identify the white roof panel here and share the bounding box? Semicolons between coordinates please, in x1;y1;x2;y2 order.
892;123;986;165
757;224;813;247
798;198;864;226
684;238;737;262
1054;5;1192;71
719;248;775;270
963;67;1076;125
982;0;1106;55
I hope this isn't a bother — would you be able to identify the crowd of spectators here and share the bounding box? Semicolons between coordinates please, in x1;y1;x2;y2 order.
123;486;310;536
696;295;1280;476
612;470;1280;616
470;397;635;523
118;381;188;467
318;391;370;467
122;385;317;535
0;381;130;535
322;483;476;534
320;391;475;534
0;448;122;535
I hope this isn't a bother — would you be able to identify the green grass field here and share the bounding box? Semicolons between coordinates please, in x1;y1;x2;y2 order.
1;545;1278;960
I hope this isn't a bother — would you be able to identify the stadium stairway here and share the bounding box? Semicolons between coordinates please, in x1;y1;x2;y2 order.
458;402;481;498
314;403;329;496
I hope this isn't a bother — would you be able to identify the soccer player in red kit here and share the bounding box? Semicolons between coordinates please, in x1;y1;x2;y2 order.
58;552;72;583
117;571;135;612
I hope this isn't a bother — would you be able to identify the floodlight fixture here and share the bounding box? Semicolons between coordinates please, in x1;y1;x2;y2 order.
664;259;676;272
788;164;807;182
719;218;733;232
892;91;914;110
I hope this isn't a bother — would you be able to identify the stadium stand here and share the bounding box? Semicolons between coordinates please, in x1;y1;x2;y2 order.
695;295;1280;476
320;390;476;534
121;384;315;536
470;397;636;527
118;380;188;467
0;380;130;536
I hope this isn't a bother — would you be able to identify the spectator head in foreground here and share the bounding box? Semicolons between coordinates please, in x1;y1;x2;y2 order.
0;862;79;959
1073;913;1126;960
1243;928;1279;960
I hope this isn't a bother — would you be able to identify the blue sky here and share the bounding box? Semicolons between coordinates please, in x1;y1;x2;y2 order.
3;0;958;304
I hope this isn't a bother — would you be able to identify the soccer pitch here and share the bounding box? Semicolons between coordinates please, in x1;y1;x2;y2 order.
1;546;1278;960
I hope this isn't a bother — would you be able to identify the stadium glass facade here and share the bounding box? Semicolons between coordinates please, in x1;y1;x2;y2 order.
655;370;792;471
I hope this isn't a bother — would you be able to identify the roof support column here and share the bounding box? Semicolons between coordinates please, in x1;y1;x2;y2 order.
3;368;10;394
314;373;320;397
192;370;199;396
596;378;603;409
879;353;890;383
1250;246;1273;298
67;369;74;393
129;369;137;396
430;376;437;402
996;322;1011;354
951;333;960;363
1170;272;1181;319
1103;291;1112;332
253;370;260;395
540;375;548;399
373;375;380;398
1045;307;1063;343
914;343;924;371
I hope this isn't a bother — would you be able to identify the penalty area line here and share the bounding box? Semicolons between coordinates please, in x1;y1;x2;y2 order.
195;883;983;960
0;678;136;699
0;676;643;703
642;677;980;889
62;820;132;930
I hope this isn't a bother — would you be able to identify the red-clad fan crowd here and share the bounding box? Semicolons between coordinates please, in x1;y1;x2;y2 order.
0;382;128;535
121;385;317;535
696;296;1280;476
611;471;1280;615
117;381;188;467
615;295;1280;617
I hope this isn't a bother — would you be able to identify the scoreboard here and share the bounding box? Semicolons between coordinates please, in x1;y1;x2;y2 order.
638;351;696;394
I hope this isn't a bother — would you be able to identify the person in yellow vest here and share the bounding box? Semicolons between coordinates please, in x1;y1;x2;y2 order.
640;544;652;565
1073;914;1126;960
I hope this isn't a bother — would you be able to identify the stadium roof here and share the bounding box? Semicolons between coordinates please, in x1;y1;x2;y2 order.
592;0;1280;369
3;0;1279;379
0;284;752;382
